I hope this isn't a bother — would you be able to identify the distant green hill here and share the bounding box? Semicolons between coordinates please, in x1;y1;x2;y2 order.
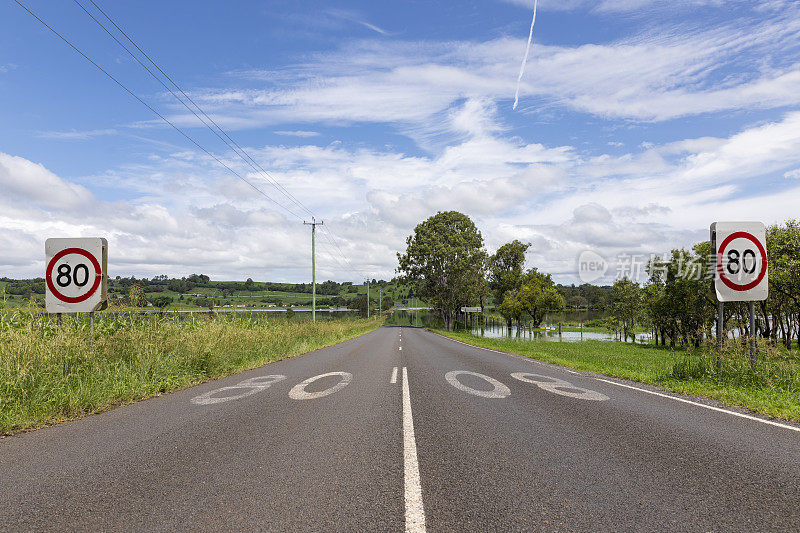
0;275;409;312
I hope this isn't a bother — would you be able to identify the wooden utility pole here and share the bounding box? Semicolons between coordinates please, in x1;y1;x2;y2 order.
303;218;323;322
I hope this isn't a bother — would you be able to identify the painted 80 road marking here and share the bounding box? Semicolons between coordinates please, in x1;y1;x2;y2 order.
445;370;609;401
445;371;511;399
191;368;607;405
510;372;609;401
288;372;352;400
191;375;287;405
191;372;355;405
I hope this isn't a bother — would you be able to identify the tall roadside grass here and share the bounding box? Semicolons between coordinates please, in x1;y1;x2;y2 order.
0;312;380;434
435;330;800;422
667;339;800;421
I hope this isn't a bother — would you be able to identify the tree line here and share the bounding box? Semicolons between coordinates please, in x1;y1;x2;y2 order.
1;275;380;299
397;211;568;330
396;211;799;351
608;220;800;350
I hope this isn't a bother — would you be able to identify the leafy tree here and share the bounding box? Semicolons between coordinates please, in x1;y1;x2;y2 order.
352;294;377;317
319;280;341;295
167;279;193;293
611;278;642;342
644;247;714;347
128;285;147;307
515;268;565;327
187;274;210;284
151;296;173;309
194;297;214;310
397;211;488;330
766;220;800;350
643;259;668;346
498;291;525;330
244;278;255;290
488;240;530;325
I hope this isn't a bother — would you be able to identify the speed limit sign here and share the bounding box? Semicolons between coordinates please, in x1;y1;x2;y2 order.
45;238;108;313
710;222;768;302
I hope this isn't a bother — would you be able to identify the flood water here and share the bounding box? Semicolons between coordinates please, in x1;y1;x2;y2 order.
472;324;614;342
386;310;654;344
470;323;653;343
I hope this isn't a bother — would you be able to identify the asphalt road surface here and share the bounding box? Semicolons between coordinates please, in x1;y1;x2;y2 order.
1;326;798;531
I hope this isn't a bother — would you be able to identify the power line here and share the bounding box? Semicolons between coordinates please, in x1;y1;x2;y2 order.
17;0;374;283
316;239;360;279
320;224;369;280
13;0;302;221
77;0;315;220
80;0;313;219
75;0;370;282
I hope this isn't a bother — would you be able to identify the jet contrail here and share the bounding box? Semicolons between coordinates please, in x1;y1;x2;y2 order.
513;0;538;110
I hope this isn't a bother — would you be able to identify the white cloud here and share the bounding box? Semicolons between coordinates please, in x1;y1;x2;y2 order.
158;7;800;141
502;0;737;13
4;104;800;283
0;153;93;210
274;130;320;137
37;129;117;140
324;9;394;36
784;168;800;179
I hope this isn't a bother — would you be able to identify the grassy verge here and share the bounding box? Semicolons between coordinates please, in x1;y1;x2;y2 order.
0;313;381;434
434;329;800;422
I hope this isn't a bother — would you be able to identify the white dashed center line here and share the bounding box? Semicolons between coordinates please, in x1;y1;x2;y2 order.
390;366;398;384
402;367;426;532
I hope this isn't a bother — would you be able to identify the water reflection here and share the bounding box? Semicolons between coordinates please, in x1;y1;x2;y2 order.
385;310;654;344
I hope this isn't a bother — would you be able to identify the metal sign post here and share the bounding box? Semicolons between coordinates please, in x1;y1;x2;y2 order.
711;222;768;367
716;301;724;370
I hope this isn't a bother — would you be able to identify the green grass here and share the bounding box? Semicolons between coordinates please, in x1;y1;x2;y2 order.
434;330;800;422
0;312;381;434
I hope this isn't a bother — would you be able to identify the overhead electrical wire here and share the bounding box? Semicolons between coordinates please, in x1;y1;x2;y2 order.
77;0;315;220
79;0;370;282
316;240;357;274
320;225;369;280
15;0;374;282
12;0;302;221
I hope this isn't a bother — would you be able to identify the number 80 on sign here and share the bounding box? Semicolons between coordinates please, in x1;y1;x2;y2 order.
45;238;108;313
710;222;768;302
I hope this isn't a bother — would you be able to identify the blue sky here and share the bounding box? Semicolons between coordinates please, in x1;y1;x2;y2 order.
2;0;800;283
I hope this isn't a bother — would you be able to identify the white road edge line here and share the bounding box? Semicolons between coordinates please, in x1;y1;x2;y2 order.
390;366;398;384
594;378;800;433
402;366;426;533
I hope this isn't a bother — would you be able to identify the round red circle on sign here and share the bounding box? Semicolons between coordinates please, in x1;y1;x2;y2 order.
45;247;102;304
716;231;767;291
